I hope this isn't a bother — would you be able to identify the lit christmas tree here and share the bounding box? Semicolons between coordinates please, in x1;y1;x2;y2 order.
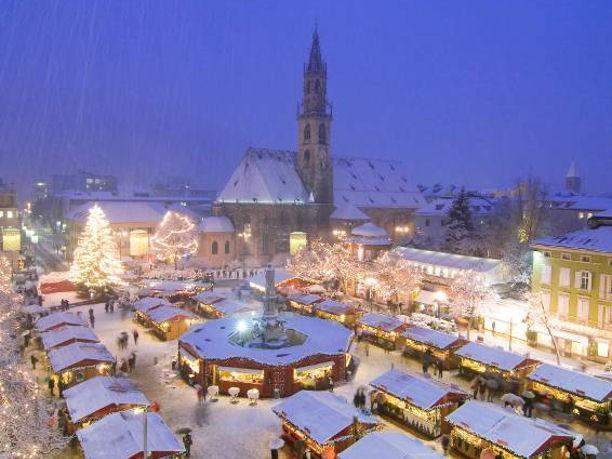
0;255;11;294
151;211;199;269
70;204;123;294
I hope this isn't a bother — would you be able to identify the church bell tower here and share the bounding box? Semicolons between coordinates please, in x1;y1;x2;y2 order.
297;28;333;205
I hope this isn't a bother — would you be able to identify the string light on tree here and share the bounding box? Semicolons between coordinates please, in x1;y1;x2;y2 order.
151;211;199;270
70;204;124;294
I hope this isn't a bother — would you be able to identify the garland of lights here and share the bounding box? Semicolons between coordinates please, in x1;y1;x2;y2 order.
150;211;199;268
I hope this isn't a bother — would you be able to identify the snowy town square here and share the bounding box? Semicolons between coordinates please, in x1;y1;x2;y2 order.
1;2;612;459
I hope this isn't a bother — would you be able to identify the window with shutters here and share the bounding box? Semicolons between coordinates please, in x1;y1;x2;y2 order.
578;271;591;291
600;274;612;301
540;264;551;285
541;291;551;312
557;294;569;320
559;267;570;288
577;297;590;323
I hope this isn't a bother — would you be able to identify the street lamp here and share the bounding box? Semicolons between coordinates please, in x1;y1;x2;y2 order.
364;277;378;310
433;290;447;319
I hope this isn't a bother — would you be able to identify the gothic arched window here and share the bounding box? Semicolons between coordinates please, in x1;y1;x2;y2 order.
211;241;218;255
315;79;321;93
304;149;310;165
318;123;326;145
304;124;311;143
224;240;230;254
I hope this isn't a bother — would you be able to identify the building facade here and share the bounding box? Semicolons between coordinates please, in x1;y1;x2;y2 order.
531;216;612;362
0;180;21;262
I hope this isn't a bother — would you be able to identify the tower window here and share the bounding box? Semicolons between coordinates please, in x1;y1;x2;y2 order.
315;79;321;93
224;240;230;254
304;150;310;165
318;123;326;144
304;124;311;142
211;241;218;255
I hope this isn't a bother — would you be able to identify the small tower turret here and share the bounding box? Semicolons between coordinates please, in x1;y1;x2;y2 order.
565;161;581;194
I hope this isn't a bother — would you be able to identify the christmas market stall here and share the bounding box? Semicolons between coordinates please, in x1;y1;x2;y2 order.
338;431;444;459
41;325;100;351
454;341;539;382
526;363;612;426
76;410;184;459
272;391;381;457
178;313;353;397
144;305;198;341
286;293;323;315
47;342;115;390
314;299;359;327
63;376;148;430
132;297;173;325
191;291;226;316
250;269;315;296
195;297;258;319
369;369;469;438
35;311;88;332
401;326;467;370
445;400;575;459
356;312;407;350
141;279;205;304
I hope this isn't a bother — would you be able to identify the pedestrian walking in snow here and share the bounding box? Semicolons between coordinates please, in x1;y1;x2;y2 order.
48;377;55;396
128;353;136;373
328;376;334;392
183;433;193;457
30;354;38;369
364;342;369;356
132;329;139;345
197;385;204;404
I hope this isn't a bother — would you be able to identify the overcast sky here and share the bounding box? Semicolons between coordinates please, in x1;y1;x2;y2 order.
1;1;611;197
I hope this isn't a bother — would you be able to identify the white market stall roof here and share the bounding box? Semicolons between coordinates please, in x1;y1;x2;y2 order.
146;280;198;293
180;313;353;366
249;269;295;290
67;201;166;225
528;363;612;402
454;342;533;372
532;226;612;254
393;247;501;273
146;305;197;324
315;299;354;316
351;222;388;238
35;312;88;331
370;369;467;410
133;297;173;313
272;391;380;445
287;293;323;306
41;325;99;351
212;299;260;316
192;291;226;305
199;216;235;233
48;342;115;373
446;401;575;458
329;205;370;221
358;312;406;333
76;411;184;459
63;376;148;423
401;326;463;350
339;431;444;459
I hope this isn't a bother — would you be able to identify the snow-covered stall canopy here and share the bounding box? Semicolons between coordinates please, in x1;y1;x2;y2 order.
315;299;354;316
132;297;172;313
454;341;538;373
209;299;260;316
48;342;115;373
528;363;612;403
41;325;99;351
35;312;88;332
370;369;467;410
76;411;184;459
145;305;197;324
287;293;323;306
357;312;406;333
180;314;352;366
402;326;463;351
63;376;148;424
199;216;235;233
348;223;391;246
146;280;199;294
272;391;380;446
446;401;575;458
339;431;443;459
192;291;226;305
249;268;296;292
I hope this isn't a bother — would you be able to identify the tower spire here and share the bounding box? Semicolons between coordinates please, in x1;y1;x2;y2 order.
307;27;324;73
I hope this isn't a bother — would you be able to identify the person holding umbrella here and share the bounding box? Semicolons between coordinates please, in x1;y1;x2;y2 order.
522;390;535;417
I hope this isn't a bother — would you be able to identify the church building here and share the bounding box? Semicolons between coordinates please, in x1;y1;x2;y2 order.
213;29;424;262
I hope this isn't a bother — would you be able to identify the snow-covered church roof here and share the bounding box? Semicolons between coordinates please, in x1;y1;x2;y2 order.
199;216;235;233
216;147;424;210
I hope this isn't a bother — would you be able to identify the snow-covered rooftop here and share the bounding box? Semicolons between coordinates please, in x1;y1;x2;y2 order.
351;222;388;238
402;326;462;350
76;411;184;459
48;342;115;373
446;401;574;457
211;299;260;316
329;205;370;221
249;269;295;290
416;196;495;217
370;369;467;410
287;293;323;306
272;391;379;445
357;312;406;333
41;325;99;350
146;280;199;292
393;247;501;273
216;148;424;209
339;431;444;459
193;291;226;304
528;363;612;402
35;312;88;331
454;342;531;372
146;305;197;324
533;226;612;254
199;216;235;233
66;201;166;224
63;376;148;423
180;313;352;366
133;297;172;313
315;299;353;316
